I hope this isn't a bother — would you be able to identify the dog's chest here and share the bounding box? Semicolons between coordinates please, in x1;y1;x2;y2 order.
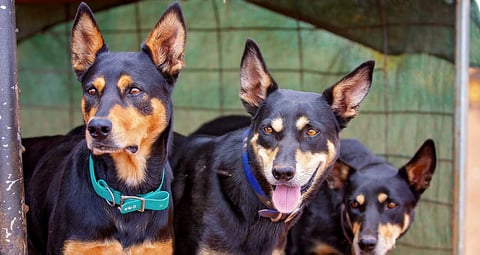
62;238;173;255
198;205;286;254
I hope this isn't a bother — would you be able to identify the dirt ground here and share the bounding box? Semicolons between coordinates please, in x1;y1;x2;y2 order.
465;105;480;255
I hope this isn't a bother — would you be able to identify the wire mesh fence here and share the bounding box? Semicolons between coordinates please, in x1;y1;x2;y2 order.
17;0;459;253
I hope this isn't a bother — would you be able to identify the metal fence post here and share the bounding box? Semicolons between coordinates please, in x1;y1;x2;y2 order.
0;0;27;254
454;0;470;255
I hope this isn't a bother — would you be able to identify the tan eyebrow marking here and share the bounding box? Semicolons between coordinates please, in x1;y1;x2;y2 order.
296;116;309;130
271;117;284;133
355;194;365;205
117;74;133;94
378;192;388;203
92;76;105;94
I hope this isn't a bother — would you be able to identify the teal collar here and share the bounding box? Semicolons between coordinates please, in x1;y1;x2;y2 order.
89;154;169;214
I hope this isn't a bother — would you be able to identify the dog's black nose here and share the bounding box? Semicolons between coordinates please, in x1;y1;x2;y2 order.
87;118;112;139
358;235;377;252
272;166;295;181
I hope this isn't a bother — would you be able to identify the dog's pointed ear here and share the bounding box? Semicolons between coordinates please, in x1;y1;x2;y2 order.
322;60;374;128
239;39;278;115
328;159;353;190
142;2;186;83
71;2;108;81
399;139;436;197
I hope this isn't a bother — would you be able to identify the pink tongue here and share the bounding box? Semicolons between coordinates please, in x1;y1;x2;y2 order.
272;185;301;213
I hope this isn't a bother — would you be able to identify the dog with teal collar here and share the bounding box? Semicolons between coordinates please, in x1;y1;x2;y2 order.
24;2;186;254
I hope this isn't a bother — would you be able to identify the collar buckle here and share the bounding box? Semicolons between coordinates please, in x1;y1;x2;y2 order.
120;195;146;212
89;154;169;214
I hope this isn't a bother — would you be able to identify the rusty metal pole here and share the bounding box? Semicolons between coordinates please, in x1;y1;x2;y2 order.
0;0;27;254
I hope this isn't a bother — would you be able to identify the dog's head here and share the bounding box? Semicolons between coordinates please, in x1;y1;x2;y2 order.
71;2;186;186
333;139;436;255
239;39;374;214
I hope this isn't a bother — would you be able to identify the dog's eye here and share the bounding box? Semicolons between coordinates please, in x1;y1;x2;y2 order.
350;200;359;209
263;126;273;134
305;127;318;137
386;202;397;209
129;87;142;95
87;88;97;96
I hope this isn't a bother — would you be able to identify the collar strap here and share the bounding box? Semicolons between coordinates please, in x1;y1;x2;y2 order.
242;129;298;223
89;155;169;214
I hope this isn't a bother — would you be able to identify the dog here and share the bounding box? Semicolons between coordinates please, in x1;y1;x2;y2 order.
286;139;437;255
190;115;251;137
170;39;374;254
24;2;186;254
22;134;82;187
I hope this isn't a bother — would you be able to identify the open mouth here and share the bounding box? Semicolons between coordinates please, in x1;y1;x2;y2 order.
90;142;138;155
272;185;301;213
271;168;319;214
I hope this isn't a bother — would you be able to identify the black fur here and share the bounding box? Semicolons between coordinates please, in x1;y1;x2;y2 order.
171;39;374;254
24;2;186;254
286;139;436;255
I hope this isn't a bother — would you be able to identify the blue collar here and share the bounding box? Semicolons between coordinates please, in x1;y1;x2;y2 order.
241;129;300;223
89;154;169;214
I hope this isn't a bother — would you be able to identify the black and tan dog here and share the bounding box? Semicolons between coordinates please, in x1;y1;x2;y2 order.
25;2;186;254
286;139;436;255
171;39;374;254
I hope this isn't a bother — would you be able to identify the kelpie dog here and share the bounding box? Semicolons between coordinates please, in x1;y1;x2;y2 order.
25;2;186;254
171;39;374;254
286;139;436;255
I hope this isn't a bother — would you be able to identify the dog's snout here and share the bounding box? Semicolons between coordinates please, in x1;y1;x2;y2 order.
272;166;295;181
358;235;377;252
87;118;112;139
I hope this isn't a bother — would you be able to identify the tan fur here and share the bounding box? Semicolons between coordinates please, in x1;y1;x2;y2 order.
271;117;284;133
350;211;411;255
117;75;133;94
81;98;87;122
145;11;186;76
375;223;402;255
310;242;343;255
63;239;173;255
84;98;167;186
328;161;350;189
352;222;361;236
71;13;104;75
295;150;327;187
63;240;123;255
128;239;173;255
295;116;309;131
108;99;167;186
405;160;432;191
377;192;388;204
239;52;273;108
82;99;98;126
351;222;362;255
324;140;338;168
355;194;365;205
272;248;285;255
81;77;104;125
300;140;337;201
93;76;106;95
402;214;411;233
251;133;279;184
331;68;370;118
